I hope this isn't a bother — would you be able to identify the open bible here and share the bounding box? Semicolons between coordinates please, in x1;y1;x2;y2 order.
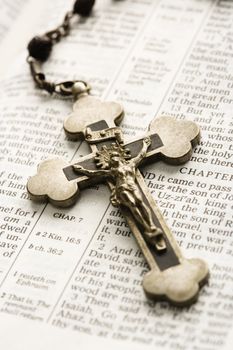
0;0;233;349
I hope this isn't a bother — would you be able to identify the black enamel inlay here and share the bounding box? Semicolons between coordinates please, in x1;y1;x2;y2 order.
89;120;109;131
136;181;179;270
63;133;163;181
63;158;96;181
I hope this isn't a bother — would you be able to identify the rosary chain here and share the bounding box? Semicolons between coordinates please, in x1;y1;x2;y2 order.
27;0;95;96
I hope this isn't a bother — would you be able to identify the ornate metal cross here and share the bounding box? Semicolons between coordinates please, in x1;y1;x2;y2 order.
27;91;209;306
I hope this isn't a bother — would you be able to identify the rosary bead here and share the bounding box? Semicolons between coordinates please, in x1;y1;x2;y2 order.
28;36;52;62
73;0;95;16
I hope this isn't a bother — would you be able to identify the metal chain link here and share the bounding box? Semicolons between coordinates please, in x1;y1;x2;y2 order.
27;11;90;97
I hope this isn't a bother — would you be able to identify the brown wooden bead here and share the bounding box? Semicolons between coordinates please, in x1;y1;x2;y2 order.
73;0;95;16
28;36;52;62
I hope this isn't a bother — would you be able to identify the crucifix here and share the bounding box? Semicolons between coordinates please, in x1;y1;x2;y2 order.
27;84;209;307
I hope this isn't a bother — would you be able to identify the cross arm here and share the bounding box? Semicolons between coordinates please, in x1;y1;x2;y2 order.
27;115;200;209
130;137;151;167
63;132;164;184
73;164;110;177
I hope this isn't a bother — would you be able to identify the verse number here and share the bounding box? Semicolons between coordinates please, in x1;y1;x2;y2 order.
98;243;105;251
47;248;63;256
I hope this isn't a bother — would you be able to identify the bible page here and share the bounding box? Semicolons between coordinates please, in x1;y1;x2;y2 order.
0;0;30;44
0;0;47;77
0;0;233;349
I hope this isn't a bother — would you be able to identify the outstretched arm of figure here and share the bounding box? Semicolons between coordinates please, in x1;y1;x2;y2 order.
132;137;151;167
73;164;110;177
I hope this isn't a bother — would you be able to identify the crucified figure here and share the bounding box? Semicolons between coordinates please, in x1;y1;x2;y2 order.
73;137;166;251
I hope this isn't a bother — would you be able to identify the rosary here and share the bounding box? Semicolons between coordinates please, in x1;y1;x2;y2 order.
26;0;209;306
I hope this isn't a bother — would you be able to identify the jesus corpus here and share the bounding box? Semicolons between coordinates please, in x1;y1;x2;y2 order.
73;137;166;251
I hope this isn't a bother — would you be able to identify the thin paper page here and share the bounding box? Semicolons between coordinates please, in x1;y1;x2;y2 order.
0;0;30;44
0;0;49;78
0;0;232;349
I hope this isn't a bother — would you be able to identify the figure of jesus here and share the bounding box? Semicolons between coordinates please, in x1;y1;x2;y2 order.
73;137;166;251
